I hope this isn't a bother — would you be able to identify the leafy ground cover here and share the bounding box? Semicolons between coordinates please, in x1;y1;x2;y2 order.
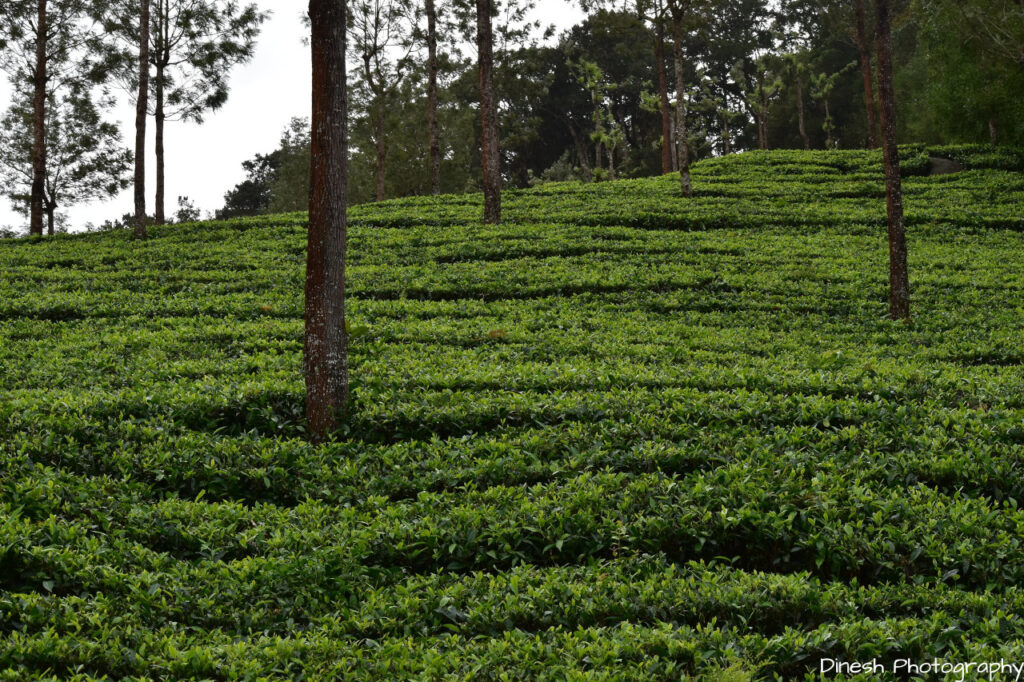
1;146;1023;680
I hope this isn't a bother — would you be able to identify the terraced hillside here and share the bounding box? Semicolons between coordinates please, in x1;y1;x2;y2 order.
2;146;1024;680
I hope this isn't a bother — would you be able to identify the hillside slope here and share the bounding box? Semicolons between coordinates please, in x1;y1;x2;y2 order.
2;147;1024;679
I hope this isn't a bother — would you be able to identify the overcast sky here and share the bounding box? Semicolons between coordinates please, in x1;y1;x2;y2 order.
0;1;586;232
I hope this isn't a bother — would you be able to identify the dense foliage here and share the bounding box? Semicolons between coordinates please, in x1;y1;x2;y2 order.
2;147;1024;678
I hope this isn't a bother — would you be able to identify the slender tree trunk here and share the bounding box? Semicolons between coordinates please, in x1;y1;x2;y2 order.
989;117;998;145
796;74;810;150
134;0;151;239
593;95;603;173
825;100;835;148
306;0;349;440
655;13;672;174
607;142;616;180
45;204;55;236
875;0;909;320
155;64;166;224
722;112;731;154
30;0;47;237
426;0;440;194
476;0;501;223
670;3;691;197
375;98;385;201
854;0;879;148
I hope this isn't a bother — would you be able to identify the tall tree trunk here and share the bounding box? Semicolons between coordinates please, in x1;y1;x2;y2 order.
476;0;501;223
796;73;809;150
426;0;440;194
854;0;879;148
306;0;349;440
375;98;385;201
30;0;47;237
722;112;731;154
655;13;672;174
875;0;909;320
45;203;55;236
155;64;166;224
593;94;603;174
670;3;691;197
989;117;998;145
134;0;151;239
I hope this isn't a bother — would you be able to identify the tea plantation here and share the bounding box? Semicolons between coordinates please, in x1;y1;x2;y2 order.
3;146;1024;680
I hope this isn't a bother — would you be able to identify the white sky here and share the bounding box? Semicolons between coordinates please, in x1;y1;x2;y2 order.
0;0;585;232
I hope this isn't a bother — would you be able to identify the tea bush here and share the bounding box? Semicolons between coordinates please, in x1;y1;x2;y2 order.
1;148;1023;679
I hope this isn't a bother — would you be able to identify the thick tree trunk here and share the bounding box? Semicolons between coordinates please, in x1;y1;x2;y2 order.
134;0;151;239
306;0;350;440
670;4;691;197
655;14;672;174
989;117;998;145
155;64;166;224
854;0;879;149
796;74;809;150
375;98;385;201
30;0;47;236
426;0;440;194
875;0;910;320
476;0;501;223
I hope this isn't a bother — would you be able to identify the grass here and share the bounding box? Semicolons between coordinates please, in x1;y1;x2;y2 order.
1;144;1024;680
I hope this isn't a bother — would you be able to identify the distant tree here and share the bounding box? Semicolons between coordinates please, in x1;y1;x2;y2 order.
218;118;311;218
306;0;350;439
875;0;908;319
349;0;416;203
0;0;103;235
174;195;201;222
667;0;693;196
268;118;312;213
810;60;857;148
218;150;281;218
782;51;810;150
425;0;442;193
476;0;501;222
101;0;267;224
852;0;878;148
0;82;132;234
134;0;151;239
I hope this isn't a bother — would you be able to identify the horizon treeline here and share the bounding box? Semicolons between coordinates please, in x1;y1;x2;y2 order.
221;0;1024;216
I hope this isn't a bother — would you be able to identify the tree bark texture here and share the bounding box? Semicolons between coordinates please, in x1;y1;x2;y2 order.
670;2;691;197
305;0;350;440
854;0;879;149
875;0;910;320
426;0;440;194
30;0;47;236
134;0;151;238
476;0;501;223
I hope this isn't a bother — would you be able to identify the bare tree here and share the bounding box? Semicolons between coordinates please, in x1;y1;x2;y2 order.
477;0;501;222
306;0;350;439
875;0;909;319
